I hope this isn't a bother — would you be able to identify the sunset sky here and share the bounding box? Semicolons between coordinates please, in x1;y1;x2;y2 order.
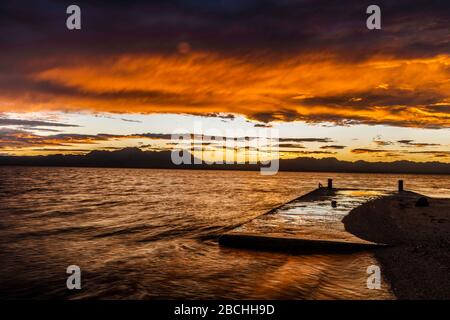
1;0;449;162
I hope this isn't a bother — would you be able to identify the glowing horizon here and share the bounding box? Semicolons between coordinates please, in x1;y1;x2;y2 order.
1;1;449;163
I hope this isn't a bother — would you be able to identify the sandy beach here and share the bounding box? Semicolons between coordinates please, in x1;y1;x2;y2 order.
343;191;450;299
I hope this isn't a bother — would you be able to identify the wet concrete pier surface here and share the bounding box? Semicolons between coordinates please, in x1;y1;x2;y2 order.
219;187;391;252
219;183;450;298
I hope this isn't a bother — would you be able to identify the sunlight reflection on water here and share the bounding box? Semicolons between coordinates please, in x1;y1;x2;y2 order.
0;167;448;299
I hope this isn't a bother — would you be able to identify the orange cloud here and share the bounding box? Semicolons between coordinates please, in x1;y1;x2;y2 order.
1;53;449;128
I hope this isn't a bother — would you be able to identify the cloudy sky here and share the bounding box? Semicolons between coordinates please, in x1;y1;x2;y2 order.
0;0;449;162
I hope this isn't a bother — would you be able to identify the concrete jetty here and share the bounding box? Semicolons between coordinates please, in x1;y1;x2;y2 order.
219;180;392;251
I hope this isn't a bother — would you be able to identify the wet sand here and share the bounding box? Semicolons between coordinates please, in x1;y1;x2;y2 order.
343;191;450;299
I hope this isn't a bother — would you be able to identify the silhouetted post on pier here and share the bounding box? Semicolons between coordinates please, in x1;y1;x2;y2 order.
398;180;404;192
328;179;333;189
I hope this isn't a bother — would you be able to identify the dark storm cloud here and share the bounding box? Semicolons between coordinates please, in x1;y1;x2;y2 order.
277;143;305;149
0;76;204;107
0;129;108;148
253;123;273;128
250;109;302;123
351;148;391;154
295;89;446;109
198;113;236;120
373;139;393;146
282;150;337;155
423;105;450;114
1;128;329;150
320;145;346;150
2;0;449;59
1;0;449;129
278;137;333;143
292;110;449;129
30;148;92;152
397;140;441;147
0;129;180;148
0;118;79;128
120;118;142;123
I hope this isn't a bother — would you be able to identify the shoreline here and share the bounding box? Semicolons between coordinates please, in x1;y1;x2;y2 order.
343;191;450;299
1;165;450;176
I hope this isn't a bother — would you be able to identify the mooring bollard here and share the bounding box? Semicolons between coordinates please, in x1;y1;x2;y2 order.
328;179;333;189
398;180;404;192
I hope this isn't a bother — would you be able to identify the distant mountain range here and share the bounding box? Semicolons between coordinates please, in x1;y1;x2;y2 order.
1;147;449;174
